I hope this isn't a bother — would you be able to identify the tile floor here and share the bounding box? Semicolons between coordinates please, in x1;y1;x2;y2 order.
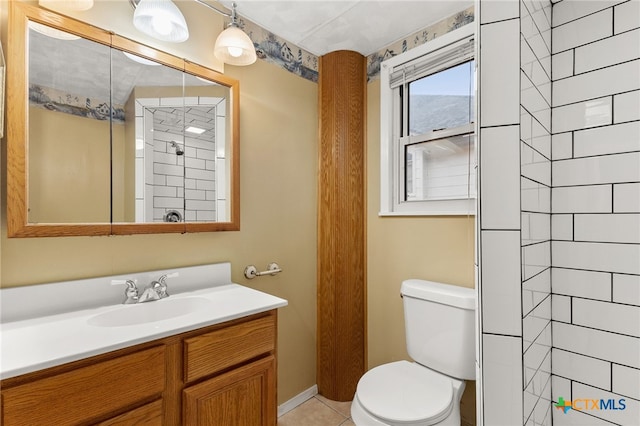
277;394;355;426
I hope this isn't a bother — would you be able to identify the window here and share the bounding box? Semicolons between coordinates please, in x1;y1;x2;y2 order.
380;25;476;216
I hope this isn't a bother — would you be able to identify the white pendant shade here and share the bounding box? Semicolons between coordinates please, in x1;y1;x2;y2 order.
39;0;94;11
29;21;81;40
122;51;161;66
133;0;189;43
214;26;257;66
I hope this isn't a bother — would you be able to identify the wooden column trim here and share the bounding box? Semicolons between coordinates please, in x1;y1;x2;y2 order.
317;50;367;401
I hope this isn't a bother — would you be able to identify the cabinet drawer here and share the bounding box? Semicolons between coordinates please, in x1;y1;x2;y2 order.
184;314;275;383
97;399;163;426
1;346;165;426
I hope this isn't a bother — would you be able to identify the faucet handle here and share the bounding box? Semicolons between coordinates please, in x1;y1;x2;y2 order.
154;272;177;298
159;272;179;283
111;279;137;288
111;279;139;304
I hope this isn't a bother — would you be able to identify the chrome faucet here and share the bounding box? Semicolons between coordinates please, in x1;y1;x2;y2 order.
111;272;177;304
111;279;140;304
137;284;162;303
150;273;174;299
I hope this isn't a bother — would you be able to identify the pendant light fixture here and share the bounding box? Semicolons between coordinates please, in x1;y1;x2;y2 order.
195;0;257;66
133;0;189;43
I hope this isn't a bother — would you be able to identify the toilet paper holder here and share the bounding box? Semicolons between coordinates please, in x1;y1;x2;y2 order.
244;262;282;279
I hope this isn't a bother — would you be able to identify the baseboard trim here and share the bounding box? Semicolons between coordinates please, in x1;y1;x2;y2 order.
277;384;318;417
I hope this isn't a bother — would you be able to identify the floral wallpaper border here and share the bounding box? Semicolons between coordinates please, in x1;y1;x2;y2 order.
240;5;474;83
238;16;319;82
29;84;125;122
366;6;474;81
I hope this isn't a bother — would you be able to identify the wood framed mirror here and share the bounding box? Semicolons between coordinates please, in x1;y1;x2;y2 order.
7;2;240;237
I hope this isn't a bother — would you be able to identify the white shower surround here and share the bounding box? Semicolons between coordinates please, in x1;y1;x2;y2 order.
134;96;228;223
478;0;639;425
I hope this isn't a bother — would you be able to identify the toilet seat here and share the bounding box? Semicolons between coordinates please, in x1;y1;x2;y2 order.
356;361;454;425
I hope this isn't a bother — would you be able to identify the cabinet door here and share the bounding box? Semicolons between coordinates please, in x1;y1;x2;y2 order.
183;355;276;426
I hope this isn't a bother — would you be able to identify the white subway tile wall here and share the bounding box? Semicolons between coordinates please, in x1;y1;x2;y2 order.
550;7;640;424
573;28;640;74
551;96;612;133
613;182;640;212
613;274;640;306
523;268;551;317
552;348;611;390
480;1;639;425
553;60;640;107
135;97;227;223
552;8;612;54
613;90;640;123
551;132;572;160
478;5;523;425
573;121;640;158
614;0;640;33
553;321;640;369
553;240;640;275
479;19;521;127
551;214;572;240
522;2;552;423
481;231;523;335
612;364;640;400
480;126;521;229
479;1;552;425
553;152;640;186
551;184;612;213
482;334;525;426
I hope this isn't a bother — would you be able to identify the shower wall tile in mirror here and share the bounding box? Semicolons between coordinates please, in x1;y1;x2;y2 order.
135;96;227;223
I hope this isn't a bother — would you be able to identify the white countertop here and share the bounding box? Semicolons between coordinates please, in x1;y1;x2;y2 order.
0;284;287;379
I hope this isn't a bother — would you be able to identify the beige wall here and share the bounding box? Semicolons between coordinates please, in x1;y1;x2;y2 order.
366;79;475;368
366;79;476;423
0;1;317;405
28;107;114;223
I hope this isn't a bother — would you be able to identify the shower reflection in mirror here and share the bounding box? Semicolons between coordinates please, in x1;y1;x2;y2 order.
134;92;228;224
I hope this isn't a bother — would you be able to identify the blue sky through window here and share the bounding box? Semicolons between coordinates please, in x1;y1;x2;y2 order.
409;60;474;96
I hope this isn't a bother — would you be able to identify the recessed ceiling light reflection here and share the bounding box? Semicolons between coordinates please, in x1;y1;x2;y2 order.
186;126;206;134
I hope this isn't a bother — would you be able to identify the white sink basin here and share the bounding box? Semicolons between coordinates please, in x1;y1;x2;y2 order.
88;297;213;327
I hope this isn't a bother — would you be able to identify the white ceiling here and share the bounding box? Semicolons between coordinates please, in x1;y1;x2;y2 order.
218;0;474;57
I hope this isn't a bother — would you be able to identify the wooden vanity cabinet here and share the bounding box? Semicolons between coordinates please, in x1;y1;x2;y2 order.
182;314;277;425
0;310;278;426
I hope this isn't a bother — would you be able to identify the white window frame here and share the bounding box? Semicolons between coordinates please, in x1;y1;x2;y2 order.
380;24;476;216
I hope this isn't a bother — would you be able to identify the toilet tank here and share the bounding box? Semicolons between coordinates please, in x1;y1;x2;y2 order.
401;279;476;380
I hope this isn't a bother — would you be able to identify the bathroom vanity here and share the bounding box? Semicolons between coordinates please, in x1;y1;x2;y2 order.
0;263;287;425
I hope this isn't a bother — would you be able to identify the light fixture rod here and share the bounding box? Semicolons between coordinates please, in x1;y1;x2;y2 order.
193;0;232;18
130;0;233;18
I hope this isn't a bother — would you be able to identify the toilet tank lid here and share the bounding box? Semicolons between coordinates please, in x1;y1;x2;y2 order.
401;279;475;310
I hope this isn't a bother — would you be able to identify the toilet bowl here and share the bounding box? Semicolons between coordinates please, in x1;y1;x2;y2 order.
351;361;466;425
352;280;475;426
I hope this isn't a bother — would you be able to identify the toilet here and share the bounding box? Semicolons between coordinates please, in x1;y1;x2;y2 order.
352;279;475;426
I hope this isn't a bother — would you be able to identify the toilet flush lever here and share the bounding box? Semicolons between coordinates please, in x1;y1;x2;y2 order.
244;263;282;279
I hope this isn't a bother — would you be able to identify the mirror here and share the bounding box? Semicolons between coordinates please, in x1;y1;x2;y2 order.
7;3;239;237
28;23;112;225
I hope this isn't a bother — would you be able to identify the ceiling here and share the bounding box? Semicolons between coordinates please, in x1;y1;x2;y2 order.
218;0;474;57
